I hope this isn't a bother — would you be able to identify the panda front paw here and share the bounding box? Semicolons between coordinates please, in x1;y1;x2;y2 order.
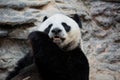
28;31;50;41
28;31;54;51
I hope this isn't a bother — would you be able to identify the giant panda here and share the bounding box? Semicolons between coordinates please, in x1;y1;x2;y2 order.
6;14;89;80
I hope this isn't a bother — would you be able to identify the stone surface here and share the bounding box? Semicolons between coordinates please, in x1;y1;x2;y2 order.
90;1;120;30
0;39;30;80
0;0;120;80
0;0;50;10
0;9;36;28
0;30;8;37
95;73;115;80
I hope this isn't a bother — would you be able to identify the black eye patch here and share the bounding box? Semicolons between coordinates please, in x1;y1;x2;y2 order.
44;24;53;34
61;22;71;32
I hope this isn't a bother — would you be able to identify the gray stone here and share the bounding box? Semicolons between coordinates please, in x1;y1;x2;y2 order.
9;28;29;39
0;30;8;37
95;43;107;54
95;16;113;29
101;0;120;2
0;39;29;67
90;1;120;29
0;9;36;28
115;15;120;23
92;30;107;38
0;0;50;10
95;73;115;80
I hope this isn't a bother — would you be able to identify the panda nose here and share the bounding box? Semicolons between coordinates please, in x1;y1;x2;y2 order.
51;28;62;34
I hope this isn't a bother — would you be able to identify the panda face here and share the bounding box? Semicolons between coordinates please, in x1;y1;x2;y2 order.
45;22;71;45
38;14;81;51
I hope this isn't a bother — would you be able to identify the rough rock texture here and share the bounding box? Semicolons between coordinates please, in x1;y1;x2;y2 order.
0;0;120;80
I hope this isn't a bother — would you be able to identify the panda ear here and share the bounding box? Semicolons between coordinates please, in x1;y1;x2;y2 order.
71;14;82;28
42;16;48;22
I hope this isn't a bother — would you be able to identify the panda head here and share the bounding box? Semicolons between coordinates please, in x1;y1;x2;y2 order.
38;14;82;51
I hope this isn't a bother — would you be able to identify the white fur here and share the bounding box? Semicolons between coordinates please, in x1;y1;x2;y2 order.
37;14;81;51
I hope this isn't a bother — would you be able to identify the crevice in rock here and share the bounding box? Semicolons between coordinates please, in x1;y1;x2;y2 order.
0;22;35;29
29;4;49;10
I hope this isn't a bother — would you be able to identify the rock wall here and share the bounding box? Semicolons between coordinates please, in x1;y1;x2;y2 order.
0;0;120;80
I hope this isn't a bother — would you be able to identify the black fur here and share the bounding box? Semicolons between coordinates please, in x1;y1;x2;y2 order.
6;14;89;80
6;52;33;80
71;14;82;28
44;24;53;34
6;31;89;80
43;16;48;22
29;31;89;80
61;22;71;32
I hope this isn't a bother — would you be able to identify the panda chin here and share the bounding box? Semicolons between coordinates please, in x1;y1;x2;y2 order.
52;36;65;45
53;38;62;44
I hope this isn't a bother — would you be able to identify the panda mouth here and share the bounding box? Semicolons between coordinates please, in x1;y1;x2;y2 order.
52;36;65;44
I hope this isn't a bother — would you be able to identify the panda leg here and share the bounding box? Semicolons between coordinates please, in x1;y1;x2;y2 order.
5;52;33;80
